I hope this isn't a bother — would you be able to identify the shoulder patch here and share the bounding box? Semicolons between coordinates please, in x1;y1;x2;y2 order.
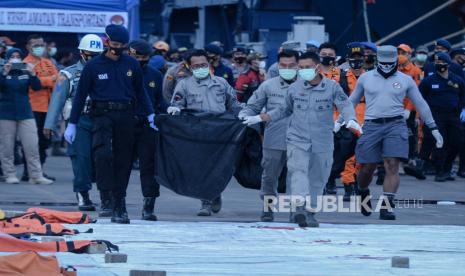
149;81;156;88
166;75;174;81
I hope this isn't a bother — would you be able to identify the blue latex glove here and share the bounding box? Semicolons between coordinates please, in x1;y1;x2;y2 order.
460;109;465;122
64;123;76;144
147;113;158;131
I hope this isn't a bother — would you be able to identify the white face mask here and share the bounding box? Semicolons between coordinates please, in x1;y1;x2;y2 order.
10;58;22;64
259;60;266;69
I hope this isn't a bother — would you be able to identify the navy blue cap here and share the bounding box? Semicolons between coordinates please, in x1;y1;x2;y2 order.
6;47;23;60
233;46;247;54
361;41;377;53
435;39;451;51
347;42;364;56
105;24;129;44
435;52;452;64
129;39;152;56
450;47;465;58
205;43;223;56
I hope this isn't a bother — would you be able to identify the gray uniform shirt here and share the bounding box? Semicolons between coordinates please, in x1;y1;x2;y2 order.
269;77;356;153
44;61;84;130
267;62;279;79
171;75;239;113
239;76;291;151
349;70;436;128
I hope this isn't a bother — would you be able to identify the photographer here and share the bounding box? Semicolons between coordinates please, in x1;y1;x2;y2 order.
0;48;53;185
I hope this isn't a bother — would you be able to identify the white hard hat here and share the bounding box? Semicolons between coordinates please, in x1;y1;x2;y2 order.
78;34;104;52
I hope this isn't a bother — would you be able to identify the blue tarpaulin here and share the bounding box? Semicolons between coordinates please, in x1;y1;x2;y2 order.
0;0;140;39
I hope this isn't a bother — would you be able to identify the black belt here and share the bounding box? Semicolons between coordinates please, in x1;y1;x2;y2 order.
365;115;403;124
92;101;133;111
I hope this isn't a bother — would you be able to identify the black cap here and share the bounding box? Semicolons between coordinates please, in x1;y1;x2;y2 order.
128;39;153;56
105;24;129;44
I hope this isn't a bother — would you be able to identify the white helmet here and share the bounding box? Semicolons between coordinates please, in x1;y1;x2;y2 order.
78;34;104;52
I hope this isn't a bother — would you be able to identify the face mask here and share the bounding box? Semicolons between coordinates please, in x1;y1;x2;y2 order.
377;62;397;78
10;58;22;64
48;47;57;57
435;63;448;73
234;57;246;64
279;68;297;80
365;54;376;64
192;67;210;79
349;59;364;70
109;46;125;56
6;46;12;51
320;56;336;66
415;54;427;63
259;60;266;69
81;53;98;63
32;46;45;57
298;68;317;81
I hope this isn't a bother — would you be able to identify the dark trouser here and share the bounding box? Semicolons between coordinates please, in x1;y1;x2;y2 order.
92;110;136;199
459;123;465;172
33;111;50;164
327;127;357;184
420;110;463;174
68;114;94;193
134;120;160;198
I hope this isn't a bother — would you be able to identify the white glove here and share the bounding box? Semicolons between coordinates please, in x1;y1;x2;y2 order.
242;115;263;126
431;129;443;148
403;110;411;120
238;113;247;120
64;123;76;144
167;106;181;115
346;120;363;134
333;121;344;133
147;113;158;131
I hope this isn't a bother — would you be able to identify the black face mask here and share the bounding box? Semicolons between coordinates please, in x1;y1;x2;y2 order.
234;57;246;64
320;56;336;66
377;62;398;79
349;59;364;70
365;54;376;64
81;53;98;63
109;46;125;56
139;60;149;68
435;63;448;73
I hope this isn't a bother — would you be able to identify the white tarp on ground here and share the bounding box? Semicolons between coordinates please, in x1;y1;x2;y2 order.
5;220;465;275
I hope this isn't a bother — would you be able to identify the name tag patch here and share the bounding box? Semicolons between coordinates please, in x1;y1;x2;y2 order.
98;73;108;80
432;84;439;89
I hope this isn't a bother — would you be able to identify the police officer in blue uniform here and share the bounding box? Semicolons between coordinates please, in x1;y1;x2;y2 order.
128;39;168;221
44;34;104;212
419;52;465;182
65;24;156;224
204;43;235;86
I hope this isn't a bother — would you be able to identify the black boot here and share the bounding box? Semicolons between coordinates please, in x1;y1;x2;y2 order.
76;192;96;211
358;188;372;216
99;191;113;217
434;172;448;182
343;183;355;202
404;159;426;180
142;197;158;221
42;173;56;181
324;180;337;195
111;197;130;224
379;197;396;220
51;142;67;156
211;195;222;213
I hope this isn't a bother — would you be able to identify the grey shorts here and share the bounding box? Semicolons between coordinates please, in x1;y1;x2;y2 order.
355;119;409;164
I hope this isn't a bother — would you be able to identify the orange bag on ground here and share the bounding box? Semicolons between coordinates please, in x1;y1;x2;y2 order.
0;233;118;253
0;251;77;276
26;208;96;224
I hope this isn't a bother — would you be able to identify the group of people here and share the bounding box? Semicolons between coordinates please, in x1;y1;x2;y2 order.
0;22;462;227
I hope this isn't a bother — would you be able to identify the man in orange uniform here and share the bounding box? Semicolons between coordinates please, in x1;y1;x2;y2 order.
319;42;341;82
325;43;365;200
397;45;426;180
23;34;58;180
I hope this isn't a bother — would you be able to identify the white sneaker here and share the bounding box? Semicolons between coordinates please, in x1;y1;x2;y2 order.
29;177;54;185
5;176;20;184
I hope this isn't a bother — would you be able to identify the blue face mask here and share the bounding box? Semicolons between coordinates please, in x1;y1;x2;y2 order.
32;47;45;57
192;67;210;79
298;68;317;81
415;53;427;62
279;69;297;80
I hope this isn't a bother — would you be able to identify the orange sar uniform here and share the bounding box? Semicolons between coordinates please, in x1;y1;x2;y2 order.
23;54;58;112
